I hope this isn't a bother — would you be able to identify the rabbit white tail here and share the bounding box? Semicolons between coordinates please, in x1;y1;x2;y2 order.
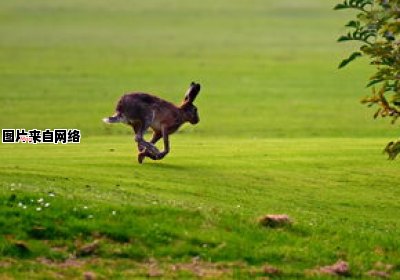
102;115;123;124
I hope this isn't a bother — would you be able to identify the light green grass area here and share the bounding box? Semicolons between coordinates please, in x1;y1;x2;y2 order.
0;0;399;279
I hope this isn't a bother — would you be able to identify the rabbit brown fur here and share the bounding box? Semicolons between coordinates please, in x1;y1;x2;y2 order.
103;82;201;163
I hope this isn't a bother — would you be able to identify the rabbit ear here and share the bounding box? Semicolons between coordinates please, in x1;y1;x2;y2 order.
184;82;201;103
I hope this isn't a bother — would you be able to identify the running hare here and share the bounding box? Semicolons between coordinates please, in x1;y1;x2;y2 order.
103;82;201;163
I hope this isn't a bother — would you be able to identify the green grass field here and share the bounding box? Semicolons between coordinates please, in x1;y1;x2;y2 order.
1;0;399;279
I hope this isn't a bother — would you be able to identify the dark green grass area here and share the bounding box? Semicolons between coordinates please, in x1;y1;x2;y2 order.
1;0;400;278
1;138;400;278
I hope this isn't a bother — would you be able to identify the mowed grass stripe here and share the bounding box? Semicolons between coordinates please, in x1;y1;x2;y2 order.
0;137;399;277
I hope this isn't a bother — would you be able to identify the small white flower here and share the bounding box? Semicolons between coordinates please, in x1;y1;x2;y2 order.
48;193;55;197
37;198;44;203
236;205;241;208
44;203;50;208
30;199;34;203
22;205;27;209
112;211;116;215
36;207;42;211
83;206;88;210
18;202;23;207
11;183;15;187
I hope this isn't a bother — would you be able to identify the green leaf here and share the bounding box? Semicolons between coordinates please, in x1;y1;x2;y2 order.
338;52;362;68
334;4;348;10
366;79;384;87
337;35;352;42
345;20;360;29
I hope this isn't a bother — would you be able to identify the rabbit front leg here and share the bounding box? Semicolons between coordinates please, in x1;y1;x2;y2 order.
154;126;170;160
150;131;162;144
137;131;162;162
132;123;145;153
133;121;156;164
139;128;169;161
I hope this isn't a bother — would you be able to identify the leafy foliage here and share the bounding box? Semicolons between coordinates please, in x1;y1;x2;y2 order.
336;0;400;159
334;0;374;11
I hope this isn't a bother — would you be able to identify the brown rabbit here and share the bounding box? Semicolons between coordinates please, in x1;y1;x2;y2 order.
103;82;201;163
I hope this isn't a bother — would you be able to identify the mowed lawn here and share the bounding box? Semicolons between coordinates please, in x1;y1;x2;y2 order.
1;0;400;279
